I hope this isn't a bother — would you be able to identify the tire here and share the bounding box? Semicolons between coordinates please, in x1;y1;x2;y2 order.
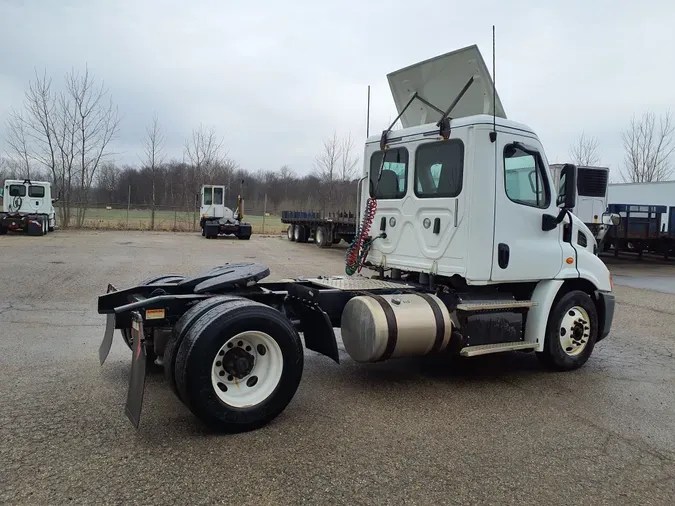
294;225;308;243
174;300;304;433
537;289;599;371
0;227;6;235
332;236;341;245
315;226;331;248
287;225;295;242
164;295;244;396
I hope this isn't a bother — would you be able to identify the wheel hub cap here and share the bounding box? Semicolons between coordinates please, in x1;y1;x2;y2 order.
223;348;254;378
560;306;591;357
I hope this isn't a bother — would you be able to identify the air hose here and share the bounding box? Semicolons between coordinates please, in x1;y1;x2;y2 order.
345;196;377;275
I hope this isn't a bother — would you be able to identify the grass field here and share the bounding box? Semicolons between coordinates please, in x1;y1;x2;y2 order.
65;207;284;234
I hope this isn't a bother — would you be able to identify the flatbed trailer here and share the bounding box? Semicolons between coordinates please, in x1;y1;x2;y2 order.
281;211;356;247
603;204;675;259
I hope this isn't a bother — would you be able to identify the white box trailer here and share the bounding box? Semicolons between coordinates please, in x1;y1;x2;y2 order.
608;181;675;233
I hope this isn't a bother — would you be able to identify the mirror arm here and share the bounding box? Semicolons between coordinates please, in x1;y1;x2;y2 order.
542;208;568;231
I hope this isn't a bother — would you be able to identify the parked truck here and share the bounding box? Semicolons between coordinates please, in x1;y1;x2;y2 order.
549;164;618;250
281;210;356;247
96;44;615;434
198;184;251;240
0;179;57;235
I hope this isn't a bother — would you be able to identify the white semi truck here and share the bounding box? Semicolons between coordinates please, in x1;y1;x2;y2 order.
97;44;615;433
198;184;251;240
0;179;57;235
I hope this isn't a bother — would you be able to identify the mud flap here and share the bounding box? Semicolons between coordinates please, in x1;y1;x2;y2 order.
98;284;118;365
125;311;147;428
292;302;340;364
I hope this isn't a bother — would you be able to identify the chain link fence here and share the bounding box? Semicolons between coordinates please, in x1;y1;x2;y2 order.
55;199;284;235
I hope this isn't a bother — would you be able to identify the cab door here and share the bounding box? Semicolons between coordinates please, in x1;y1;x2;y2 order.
491;136;563;282
27;185;46;214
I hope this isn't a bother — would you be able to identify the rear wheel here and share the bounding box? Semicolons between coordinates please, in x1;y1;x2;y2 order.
287;225;295;241
315;226;331;248
164;295;244;395
174;300;303;433
537;290;599;371
294;224;308;243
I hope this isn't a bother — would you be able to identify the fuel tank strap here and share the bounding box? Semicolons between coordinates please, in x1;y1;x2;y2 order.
364;293;398;361
415;293;445;353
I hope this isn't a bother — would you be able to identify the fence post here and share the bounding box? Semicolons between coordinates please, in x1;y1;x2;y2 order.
126;184;131;229
262;193;267;234
174;207;177;231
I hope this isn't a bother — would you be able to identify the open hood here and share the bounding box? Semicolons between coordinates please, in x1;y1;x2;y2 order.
387;44;506;128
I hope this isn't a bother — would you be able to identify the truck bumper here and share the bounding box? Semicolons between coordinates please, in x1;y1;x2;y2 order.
596;291;615;341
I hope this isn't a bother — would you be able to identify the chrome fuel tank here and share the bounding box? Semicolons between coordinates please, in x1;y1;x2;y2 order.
340;293;452;362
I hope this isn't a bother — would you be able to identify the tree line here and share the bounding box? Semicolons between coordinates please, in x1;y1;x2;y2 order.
1;67;360;228
3;65;674;229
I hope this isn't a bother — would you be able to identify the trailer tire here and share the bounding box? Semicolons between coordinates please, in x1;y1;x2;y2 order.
315;226;331;248
287;225;295;241
174;300;303;433
294;224;308;243
164;295;244;395
537;289;599;371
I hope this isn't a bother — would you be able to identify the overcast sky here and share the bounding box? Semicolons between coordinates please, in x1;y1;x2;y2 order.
1;0;673;181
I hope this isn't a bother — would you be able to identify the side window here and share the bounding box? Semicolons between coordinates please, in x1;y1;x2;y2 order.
503;144;549;208
29;186;45;198
213;187;223;205
369;147;408;199
415;140;464;198
9;185;26;197
203;187;213;205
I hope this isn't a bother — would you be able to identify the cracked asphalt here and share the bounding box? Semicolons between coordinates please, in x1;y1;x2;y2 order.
1;230;674;505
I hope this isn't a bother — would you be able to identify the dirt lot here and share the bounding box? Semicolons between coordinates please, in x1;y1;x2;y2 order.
1;230;674;505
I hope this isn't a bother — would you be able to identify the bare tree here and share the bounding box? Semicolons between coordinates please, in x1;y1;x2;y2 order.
620;111;675;182
313;132;341;213
6;67;119;227
67;66;120;227
98;162;120;205
4;110;34;179
184;124;224;190
141;113;165;229
569;132;600;167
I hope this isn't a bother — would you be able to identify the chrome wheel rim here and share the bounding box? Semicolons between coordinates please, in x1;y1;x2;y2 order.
559;306;591;357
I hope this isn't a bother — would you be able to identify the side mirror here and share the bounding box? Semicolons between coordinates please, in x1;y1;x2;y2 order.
556;163;577;209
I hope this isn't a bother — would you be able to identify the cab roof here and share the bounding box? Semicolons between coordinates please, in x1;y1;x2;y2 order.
366;114;536;146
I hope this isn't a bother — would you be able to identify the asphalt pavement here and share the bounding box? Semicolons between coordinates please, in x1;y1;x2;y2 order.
1;231;674;505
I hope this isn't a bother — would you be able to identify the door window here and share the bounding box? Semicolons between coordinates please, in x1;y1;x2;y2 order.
203;187;213;205
415;140;464;198
213;187;223;205
9;184;26;197
503;144;549;208
29;186;45;198
369;148;409;199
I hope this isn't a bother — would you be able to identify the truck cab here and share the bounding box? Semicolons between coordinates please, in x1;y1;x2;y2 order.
0;179;57;235
354;45;615;368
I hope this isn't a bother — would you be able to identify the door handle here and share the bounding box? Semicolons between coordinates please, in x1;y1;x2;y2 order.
498;243;510;269
433;218;440;234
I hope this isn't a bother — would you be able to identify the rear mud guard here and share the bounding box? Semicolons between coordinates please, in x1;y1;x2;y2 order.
98;284;118;365
125;311;148;428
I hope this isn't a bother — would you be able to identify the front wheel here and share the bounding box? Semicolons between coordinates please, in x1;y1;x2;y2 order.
537;290;599;371
174;300;304;433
